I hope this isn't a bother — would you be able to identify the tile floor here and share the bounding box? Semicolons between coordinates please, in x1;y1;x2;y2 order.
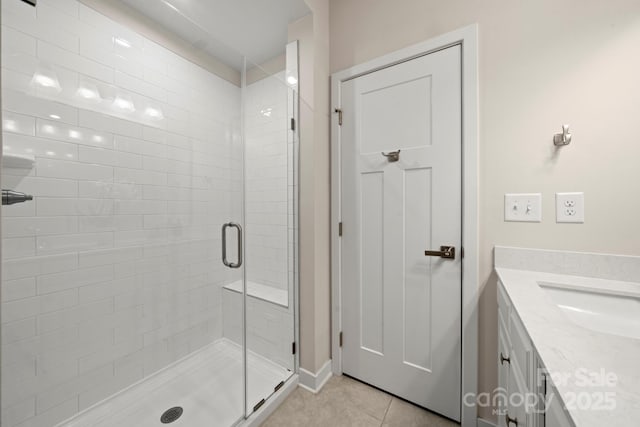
261;375;460;427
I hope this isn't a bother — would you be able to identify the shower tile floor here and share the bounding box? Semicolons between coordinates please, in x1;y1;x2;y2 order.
60;339;290;427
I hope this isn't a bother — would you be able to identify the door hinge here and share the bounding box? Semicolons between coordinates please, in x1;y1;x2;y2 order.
461;247;465;259
290;117;296;131
253;399;265;412
292;342;296;355
334;108;343;126
338;222;343;236
339;331;343;347
274;380;285;392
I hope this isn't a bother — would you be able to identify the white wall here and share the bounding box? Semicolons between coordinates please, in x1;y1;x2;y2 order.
0;1;240;425
329;0;640;422
289;0;331;376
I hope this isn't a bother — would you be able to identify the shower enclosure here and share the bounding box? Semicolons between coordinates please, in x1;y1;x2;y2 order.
0;0;302;425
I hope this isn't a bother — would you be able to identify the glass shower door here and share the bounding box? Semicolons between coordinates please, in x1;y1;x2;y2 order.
242;42;299;418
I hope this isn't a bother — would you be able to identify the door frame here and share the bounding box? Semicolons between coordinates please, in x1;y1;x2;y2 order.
330;24;479;427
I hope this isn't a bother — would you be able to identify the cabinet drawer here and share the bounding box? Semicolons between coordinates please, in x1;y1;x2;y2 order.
510;310;532;388
498;280;511;333
499;310;510;344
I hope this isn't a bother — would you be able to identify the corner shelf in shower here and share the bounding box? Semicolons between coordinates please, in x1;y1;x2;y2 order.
223;280;288;307
2;153;36;169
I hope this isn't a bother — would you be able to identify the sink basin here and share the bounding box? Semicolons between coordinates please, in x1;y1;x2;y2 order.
538;282;640;340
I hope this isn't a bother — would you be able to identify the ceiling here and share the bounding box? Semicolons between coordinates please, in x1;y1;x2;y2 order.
119;0;311;70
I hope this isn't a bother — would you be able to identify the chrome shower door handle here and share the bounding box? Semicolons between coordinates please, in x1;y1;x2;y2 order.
221;222;243;268
221;223;230;267
231;223;243;268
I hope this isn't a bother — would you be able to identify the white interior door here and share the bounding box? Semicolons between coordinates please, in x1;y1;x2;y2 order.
340;45;462;421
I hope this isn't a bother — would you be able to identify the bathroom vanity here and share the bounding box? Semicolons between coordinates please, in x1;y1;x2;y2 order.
495;247;640;427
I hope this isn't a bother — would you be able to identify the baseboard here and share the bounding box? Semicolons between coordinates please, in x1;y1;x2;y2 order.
298;359;332;393
477;418;497;427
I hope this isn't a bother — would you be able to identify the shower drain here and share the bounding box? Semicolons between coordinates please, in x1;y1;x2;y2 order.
160;407;184;424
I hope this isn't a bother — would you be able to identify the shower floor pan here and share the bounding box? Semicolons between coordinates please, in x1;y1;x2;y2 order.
58;339;291;427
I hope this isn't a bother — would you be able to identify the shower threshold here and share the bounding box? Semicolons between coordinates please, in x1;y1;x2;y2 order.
57;339;291;427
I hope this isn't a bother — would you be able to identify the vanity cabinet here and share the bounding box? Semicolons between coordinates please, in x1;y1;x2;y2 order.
498;280;533;427
498;280;574;427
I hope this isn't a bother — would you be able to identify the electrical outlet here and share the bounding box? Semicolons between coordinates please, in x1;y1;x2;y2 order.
504;193;542;222
556;192;584;223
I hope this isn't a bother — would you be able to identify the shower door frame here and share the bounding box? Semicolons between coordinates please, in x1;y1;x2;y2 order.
0;35;300;427
0;3;300;425
237;39;301;424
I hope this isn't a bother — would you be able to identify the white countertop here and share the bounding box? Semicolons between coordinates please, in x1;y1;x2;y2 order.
496;268;640;427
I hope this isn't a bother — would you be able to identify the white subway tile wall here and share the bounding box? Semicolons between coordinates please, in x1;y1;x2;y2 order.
1;0;242;426
223;289;294;371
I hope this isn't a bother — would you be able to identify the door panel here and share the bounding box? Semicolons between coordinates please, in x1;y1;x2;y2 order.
340;45;462;421
403;167;433;371
360;171;384;354
360;76;432;152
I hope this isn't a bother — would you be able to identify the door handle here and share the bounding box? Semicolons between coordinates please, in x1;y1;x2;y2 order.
505;412;518;426
222;222;243;268
500;352;511;365
424;245;455;259
2;189;33;205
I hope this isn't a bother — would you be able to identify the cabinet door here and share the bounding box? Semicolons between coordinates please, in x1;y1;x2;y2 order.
532;358;546;427
546;385;574;427
510;309;533;389
498;324;511;427
507;367;530;427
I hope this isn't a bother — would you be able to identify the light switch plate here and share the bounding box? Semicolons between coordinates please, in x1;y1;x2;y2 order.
504;193;542;222
556;192;584;223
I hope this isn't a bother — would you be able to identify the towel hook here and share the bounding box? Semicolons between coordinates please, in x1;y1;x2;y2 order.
382;150;400;162
553;124;572;146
